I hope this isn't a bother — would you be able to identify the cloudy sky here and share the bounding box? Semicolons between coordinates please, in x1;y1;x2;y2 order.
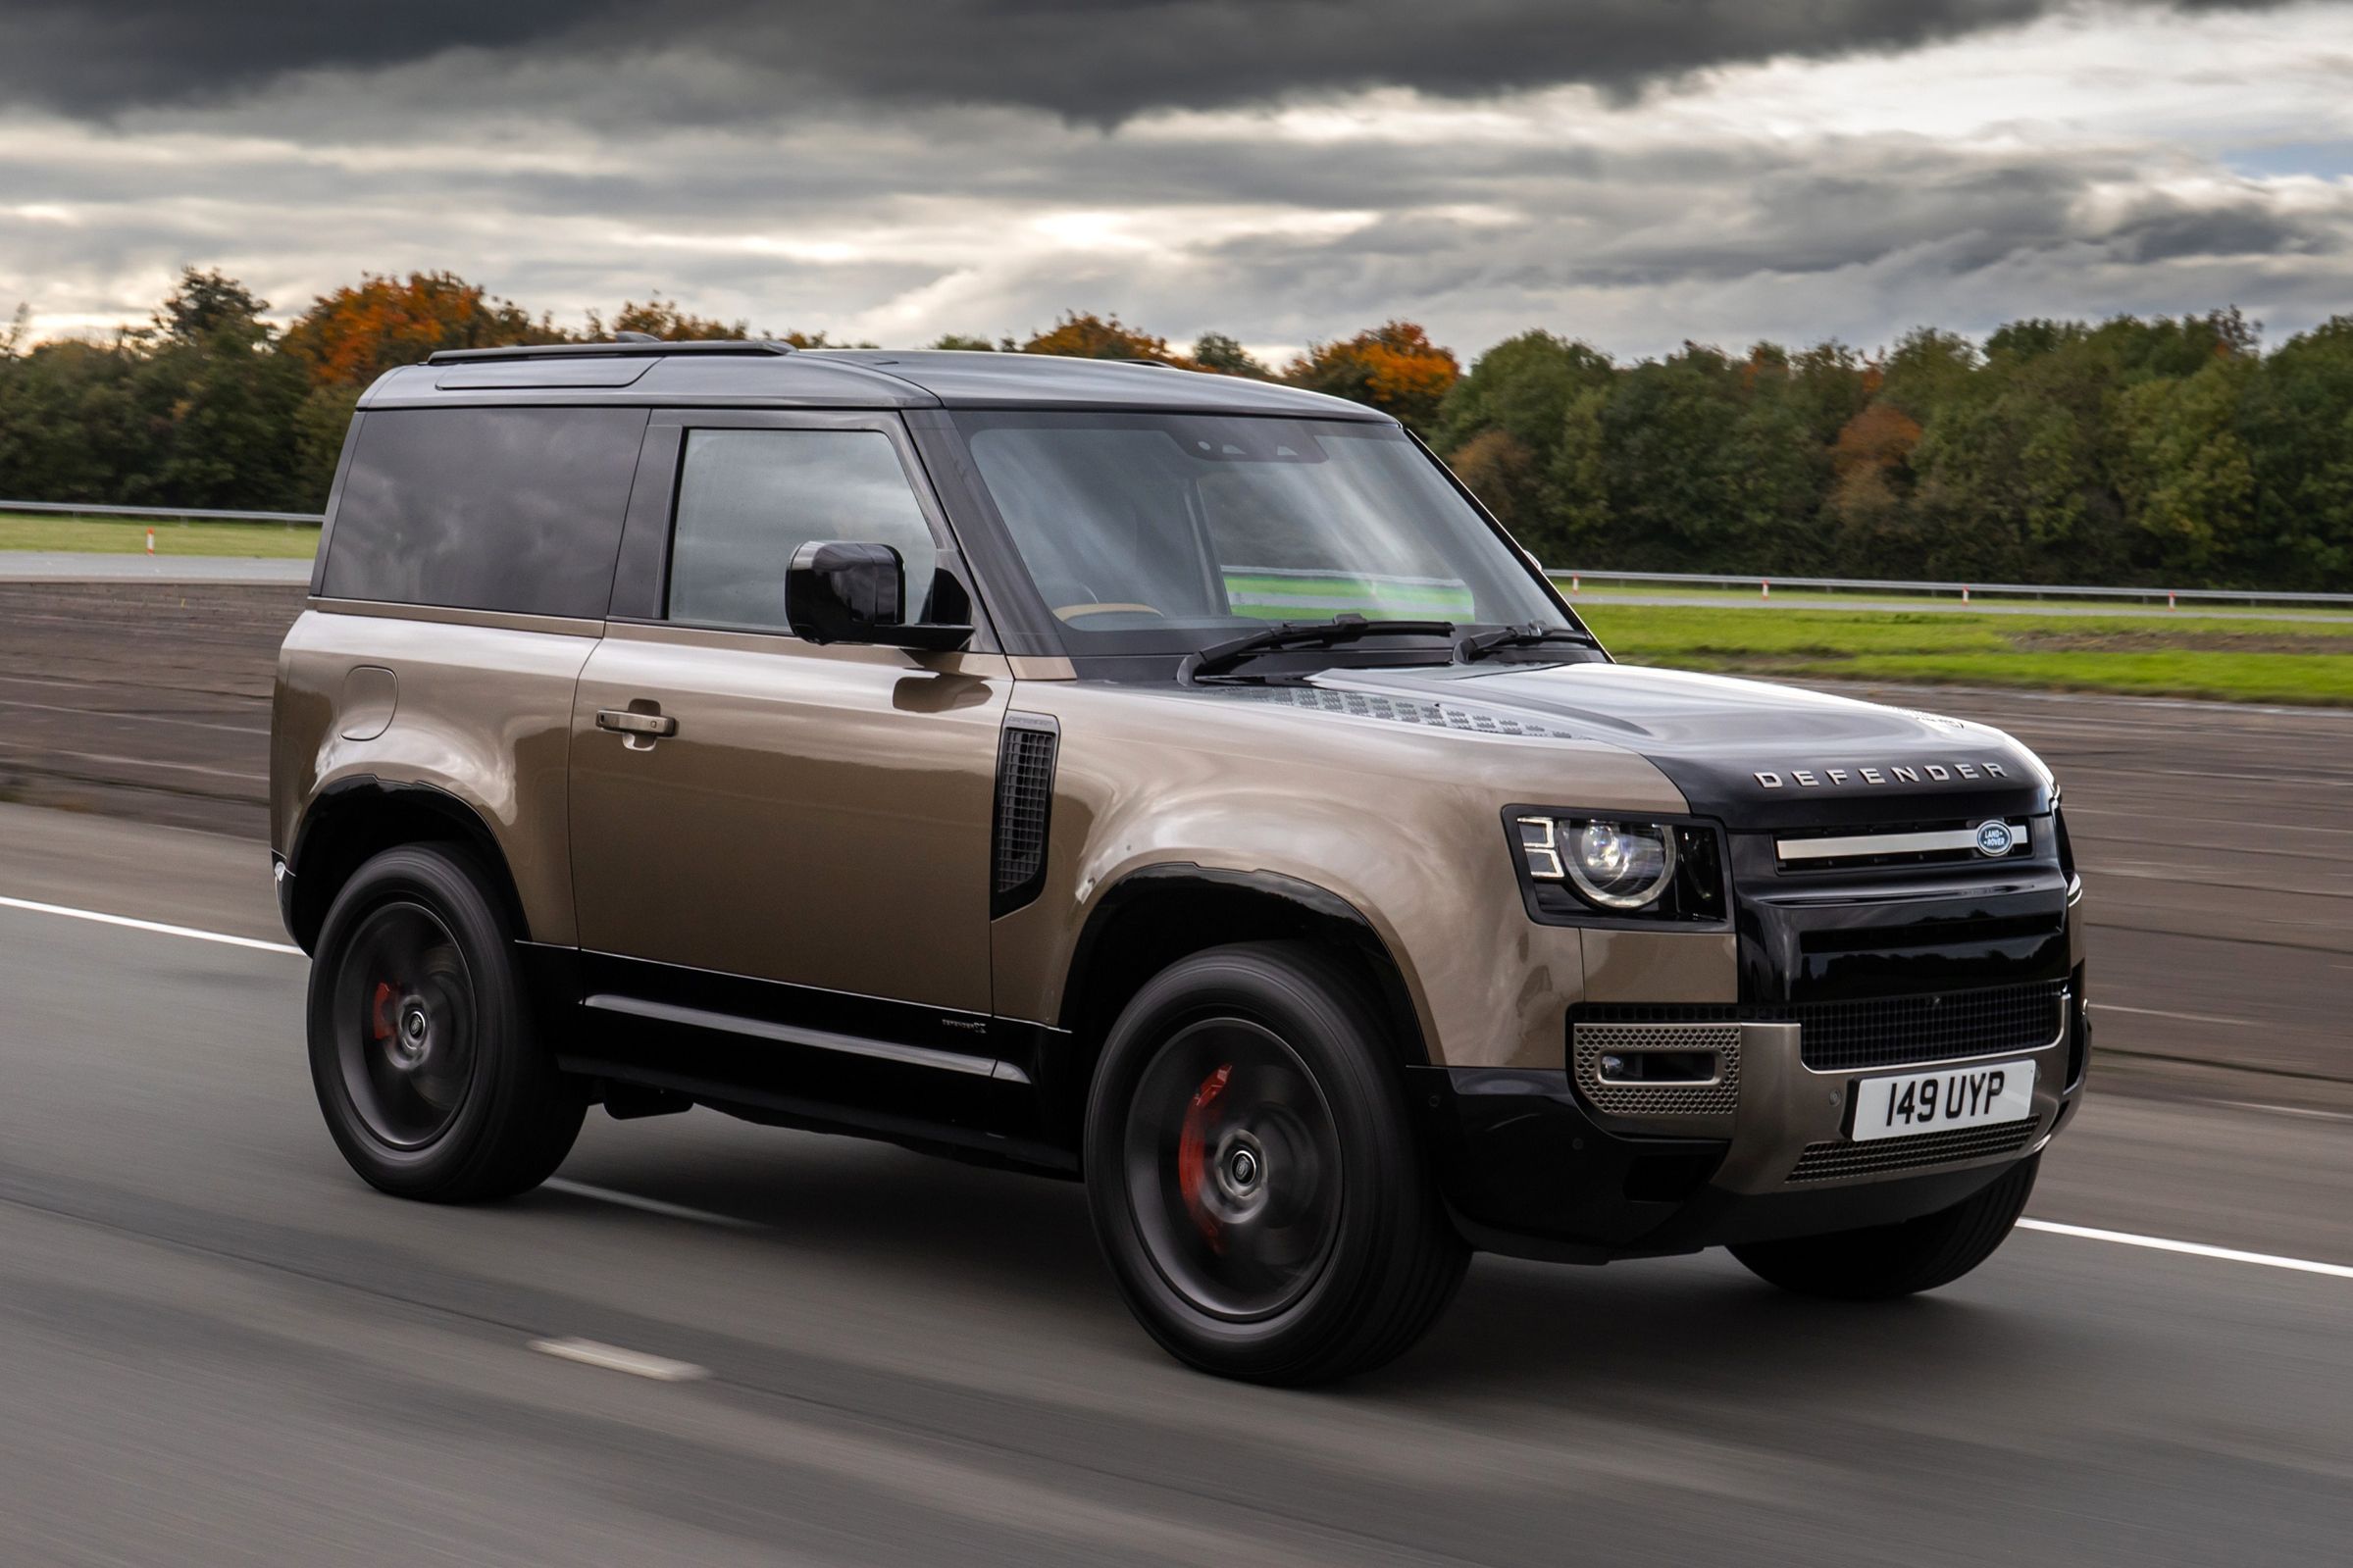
3;0;2349;364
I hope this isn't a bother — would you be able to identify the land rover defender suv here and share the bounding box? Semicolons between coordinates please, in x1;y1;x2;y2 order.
272;340;2089;1384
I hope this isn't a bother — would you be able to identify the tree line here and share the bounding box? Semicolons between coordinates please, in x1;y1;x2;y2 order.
2;269;2346;588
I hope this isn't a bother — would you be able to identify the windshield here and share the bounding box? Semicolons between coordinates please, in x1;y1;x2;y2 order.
954;412;1571;654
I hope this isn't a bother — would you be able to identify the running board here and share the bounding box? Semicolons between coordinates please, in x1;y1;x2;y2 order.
581;991;1031;1084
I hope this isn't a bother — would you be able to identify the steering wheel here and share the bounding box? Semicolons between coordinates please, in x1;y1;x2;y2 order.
1055;602;1168;622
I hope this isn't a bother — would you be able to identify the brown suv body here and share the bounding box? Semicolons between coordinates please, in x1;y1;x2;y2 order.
274;342;2087;1374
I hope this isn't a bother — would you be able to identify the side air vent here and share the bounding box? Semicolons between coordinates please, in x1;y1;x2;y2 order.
992;714;1059;917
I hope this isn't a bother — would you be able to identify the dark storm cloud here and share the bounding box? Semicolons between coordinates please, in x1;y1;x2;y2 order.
0;1;617;117
0;0;2291;122
2105;201;2335;262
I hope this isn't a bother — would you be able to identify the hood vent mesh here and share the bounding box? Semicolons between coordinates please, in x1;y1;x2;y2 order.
1211;685;1573;738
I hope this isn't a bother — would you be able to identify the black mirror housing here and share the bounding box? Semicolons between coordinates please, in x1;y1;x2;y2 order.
786;540;973;651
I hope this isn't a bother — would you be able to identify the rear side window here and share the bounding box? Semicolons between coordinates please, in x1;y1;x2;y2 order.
666;429;939;633
321;407;645;618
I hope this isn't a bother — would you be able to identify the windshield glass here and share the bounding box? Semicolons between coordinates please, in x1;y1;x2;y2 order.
955;412;1570;653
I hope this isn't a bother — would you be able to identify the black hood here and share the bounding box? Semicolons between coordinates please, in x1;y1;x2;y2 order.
1317;662;2054;830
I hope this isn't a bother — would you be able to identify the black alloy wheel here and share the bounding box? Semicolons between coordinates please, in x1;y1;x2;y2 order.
1085;942;1468;1384
330;900;477;1149
1123;1018;1345;1321
307;843;586;1202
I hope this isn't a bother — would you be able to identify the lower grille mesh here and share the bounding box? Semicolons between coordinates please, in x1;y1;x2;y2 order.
1572;979;2069;1074
1795;982;2067;1071
1786;1119;2037;1184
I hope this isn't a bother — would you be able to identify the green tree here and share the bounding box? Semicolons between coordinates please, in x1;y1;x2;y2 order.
1192;331;1270;378
2117;354;2258;580
130;270;312;509
2239;316;2353;587
1436;330;1611;456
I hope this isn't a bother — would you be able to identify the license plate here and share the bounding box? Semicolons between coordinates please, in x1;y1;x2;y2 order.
1850;1059;2035;1142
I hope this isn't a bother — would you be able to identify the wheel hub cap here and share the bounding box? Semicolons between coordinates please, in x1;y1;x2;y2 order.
336;901;477;1149
1129;1021;1343;1321
389;1002;432;1070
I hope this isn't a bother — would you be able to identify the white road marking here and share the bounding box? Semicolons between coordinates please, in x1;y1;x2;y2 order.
2215;1100;2353;1124
543;1178;755;1230
2019;1219;2353;1281
529;1338;709;1383
0;893;301;955
2089;1001;2255;1028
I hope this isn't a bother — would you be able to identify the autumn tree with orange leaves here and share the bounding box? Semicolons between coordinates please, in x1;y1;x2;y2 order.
281;272;569;389
1020;312;1193;365
1283;322;1458;435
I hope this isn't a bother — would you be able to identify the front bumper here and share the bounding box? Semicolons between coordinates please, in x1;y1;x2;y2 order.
1415;984;2089;1259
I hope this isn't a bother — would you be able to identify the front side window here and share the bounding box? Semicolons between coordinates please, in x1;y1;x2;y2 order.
666;428;939;633
955;412;1567;654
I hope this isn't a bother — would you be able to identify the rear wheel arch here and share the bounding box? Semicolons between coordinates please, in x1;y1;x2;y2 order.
286;779;530;954
1052;866;1430;1149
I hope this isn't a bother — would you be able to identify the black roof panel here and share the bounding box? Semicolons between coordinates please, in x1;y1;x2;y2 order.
360;343;1387;420
808;350;1386;419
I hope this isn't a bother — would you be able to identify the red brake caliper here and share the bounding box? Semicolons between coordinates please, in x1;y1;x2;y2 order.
1177;1064;1233;1251
371;981;396;1042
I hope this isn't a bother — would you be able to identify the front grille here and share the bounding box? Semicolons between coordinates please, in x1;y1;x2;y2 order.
1571;1023;1742;1116
1785;1119;2037;1184
1794;981;2066;1071
1773;817;2035;873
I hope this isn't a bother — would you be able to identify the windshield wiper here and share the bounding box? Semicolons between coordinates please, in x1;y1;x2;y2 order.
1184;614;1459;681
1453;623;1601;664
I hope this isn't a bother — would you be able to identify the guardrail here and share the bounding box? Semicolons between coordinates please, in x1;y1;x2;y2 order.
0;499;323;526
1548;568;2353;609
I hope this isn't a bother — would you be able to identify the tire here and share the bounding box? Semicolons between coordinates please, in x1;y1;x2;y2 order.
1729;1154;2040;1300
306;843;586;1202
1083;942;1468;1385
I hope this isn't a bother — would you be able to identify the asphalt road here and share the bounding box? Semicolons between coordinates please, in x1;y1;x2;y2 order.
0;801;2349;1565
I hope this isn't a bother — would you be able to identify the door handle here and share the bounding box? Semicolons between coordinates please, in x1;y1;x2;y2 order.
596;707;678;748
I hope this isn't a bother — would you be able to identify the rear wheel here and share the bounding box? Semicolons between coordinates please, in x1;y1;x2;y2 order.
1730;1154;2039;1299
1084;943;1467;1384
307;843;586;1202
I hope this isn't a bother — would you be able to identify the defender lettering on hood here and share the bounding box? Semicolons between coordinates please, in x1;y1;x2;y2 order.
1754;762;2010;788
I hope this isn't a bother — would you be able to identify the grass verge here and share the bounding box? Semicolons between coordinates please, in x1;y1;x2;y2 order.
0;512;321;559
1576;604;2353;705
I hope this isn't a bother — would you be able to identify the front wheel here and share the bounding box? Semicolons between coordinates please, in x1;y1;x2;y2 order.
1730;1154;2039;1299
1084;943;1467;1384
307;843;586;1202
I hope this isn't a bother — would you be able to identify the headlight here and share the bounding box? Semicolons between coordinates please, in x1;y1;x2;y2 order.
1515;816;1678;909
1508;811;1725;925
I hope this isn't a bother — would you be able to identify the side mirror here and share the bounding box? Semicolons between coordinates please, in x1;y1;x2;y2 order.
786;540;973;651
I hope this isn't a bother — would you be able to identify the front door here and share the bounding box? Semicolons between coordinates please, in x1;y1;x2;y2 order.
565;411;1012;1120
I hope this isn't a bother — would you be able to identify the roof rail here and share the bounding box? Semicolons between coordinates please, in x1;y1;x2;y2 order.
424;339;796;366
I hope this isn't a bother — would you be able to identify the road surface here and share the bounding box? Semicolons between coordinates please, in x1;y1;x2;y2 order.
0;802;2348;1564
